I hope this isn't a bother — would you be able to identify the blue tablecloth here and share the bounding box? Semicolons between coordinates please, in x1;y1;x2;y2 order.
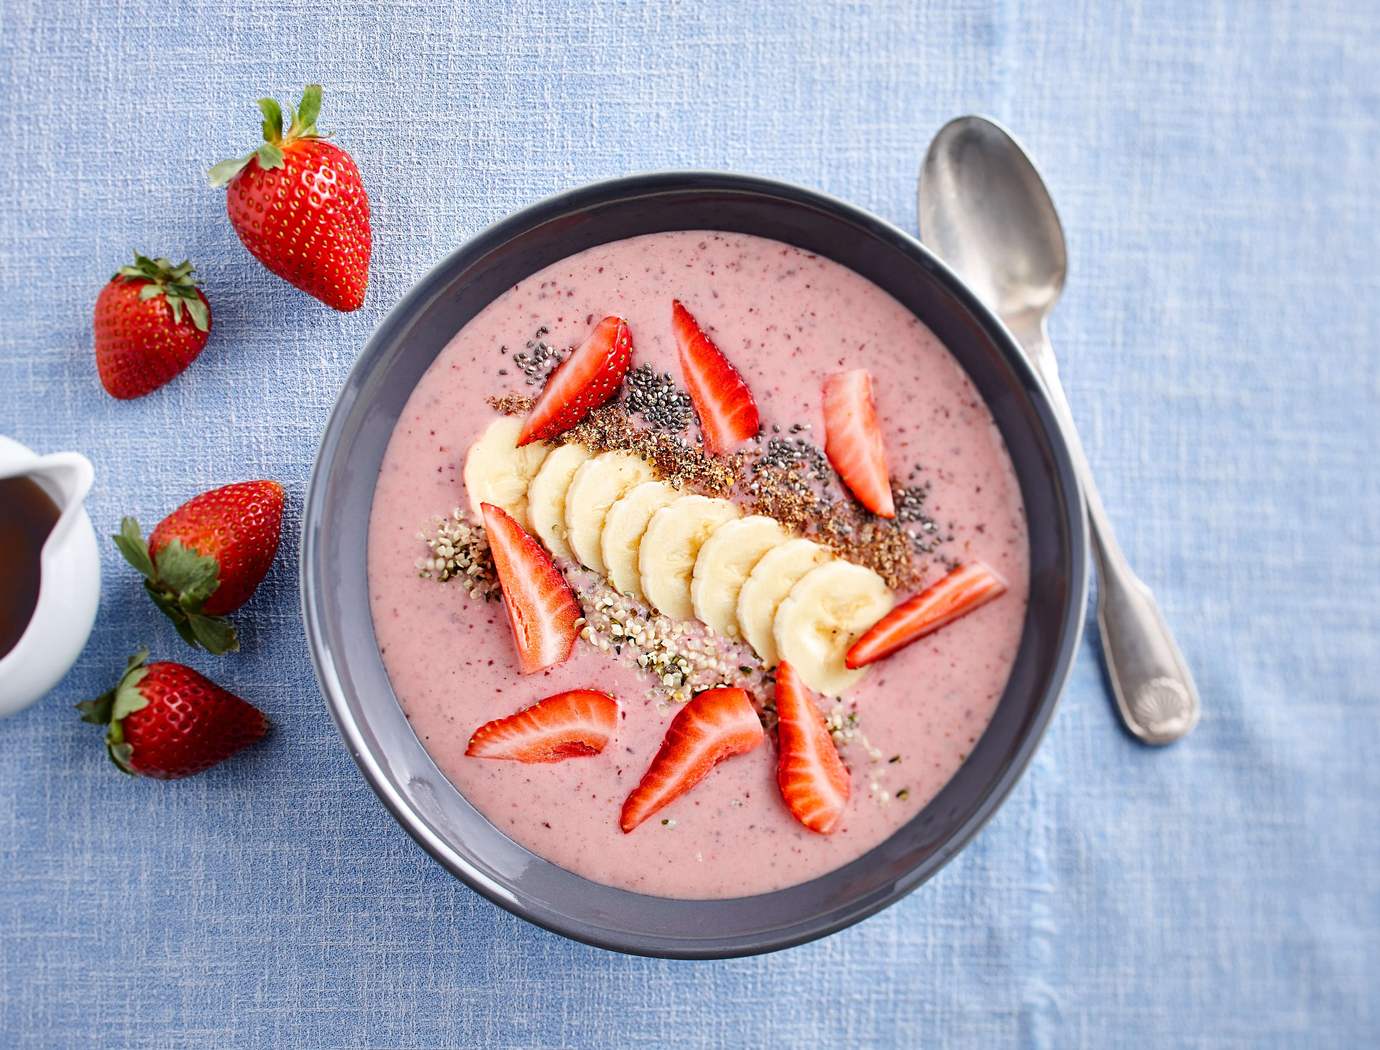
2;1;1377;1046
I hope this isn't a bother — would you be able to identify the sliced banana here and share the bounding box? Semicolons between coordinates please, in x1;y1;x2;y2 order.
601;481;681;600
524;443;591;561
638;495;740;621
690;516;791;639
563;451;655;574
461;416;551;530
736;538;835;666
773;560;893;696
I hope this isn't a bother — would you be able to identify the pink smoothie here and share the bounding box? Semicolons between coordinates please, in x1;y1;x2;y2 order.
367;230;1028;899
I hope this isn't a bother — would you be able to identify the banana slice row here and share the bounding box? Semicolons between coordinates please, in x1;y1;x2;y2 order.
463;418;893;695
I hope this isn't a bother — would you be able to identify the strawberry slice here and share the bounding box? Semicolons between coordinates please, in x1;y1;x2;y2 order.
822;369;895;518
671;300;760;454
620;686;764;833
518;315;632;444
845;561;1008;668
774;661;850;834
480;502;581;673
467;690;619;762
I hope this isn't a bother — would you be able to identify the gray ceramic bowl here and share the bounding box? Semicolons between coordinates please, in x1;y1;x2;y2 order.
302;172;1087;959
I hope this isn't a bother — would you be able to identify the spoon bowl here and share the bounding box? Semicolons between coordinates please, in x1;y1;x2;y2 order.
920;116;1068;336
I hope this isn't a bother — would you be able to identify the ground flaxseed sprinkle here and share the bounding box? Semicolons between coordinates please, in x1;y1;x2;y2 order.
485;395;929;588
486;393;534;416
818;513;920;591
558;405;743;496
741;437;928;588
746;463;919;590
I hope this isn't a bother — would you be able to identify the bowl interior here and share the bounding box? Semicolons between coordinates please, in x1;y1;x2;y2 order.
302;173;1086;958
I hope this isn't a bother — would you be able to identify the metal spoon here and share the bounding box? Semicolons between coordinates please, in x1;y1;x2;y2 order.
919;115;1199;745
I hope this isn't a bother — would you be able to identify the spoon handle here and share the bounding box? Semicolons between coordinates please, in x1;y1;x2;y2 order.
1021;327;1200;744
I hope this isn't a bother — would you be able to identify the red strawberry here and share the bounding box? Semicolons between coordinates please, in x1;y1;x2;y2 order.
481;502;581;673
93;254;211;399
774;661;850;834
518;316;632;445
77;650;269;779
620;686;764;833
846;561;1008;668
113;481;285;655
671;300;760;454
822;369;895;517
209;84;370;312
467;690;618;762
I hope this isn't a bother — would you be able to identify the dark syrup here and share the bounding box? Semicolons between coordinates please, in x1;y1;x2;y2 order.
0;476;61;659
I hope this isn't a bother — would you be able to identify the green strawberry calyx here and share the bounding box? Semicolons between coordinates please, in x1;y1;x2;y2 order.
112;517;239;655
76;649;154;774
114;253;210;333
208;83;327;188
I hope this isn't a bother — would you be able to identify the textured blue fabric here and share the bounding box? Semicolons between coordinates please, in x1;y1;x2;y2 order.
2;0;1377;1046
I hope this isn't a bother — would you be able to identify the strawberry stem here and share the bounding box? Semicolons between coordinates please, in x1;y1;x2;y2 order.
76;650;152;775
257;97;284;142
112;253;209;333
111;519;239;655
209;83;328;188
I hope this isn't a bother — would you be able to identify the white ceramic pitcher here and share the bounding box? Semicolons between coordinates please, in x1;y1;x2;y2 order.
0;436;100;717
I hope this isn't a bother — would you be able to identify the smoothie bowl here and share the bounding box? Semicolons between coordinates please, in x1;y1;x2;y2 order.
302;172;1086;957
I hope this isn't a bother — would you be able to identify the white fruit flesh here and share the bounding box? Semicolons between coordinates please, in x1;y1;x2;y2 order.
690;515;790;638
524;443;591;561
772;560;893;696
737;538;835;666
563;451;655;574
601;481;681;599
638;495;740;621
461;416;551;530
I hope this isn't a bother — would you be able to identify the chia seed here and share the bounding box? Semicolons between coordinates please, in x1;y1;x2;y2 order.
892;480;947;556
623;364;694;432
754;437;831;482
511;327;564;385
892;481;932;523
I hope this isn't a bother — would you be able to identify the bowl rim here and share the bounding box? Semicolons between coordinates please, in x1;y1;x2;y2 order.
301;170;1088;958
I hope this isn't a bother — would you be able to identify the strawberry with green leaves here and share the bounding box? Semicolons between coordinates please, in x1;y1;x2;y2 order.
93;254;211;399
114;481;285;655
78;650;269;779
209;84;371;312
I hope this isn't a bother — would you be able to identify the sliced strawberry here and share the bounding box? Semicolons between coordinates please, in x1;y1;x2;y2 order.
467;690;618;762
845;561;1008;668
822;369;895;517
480;503;581;673
671;300;760;454
774;661;850;834
518;315;632;444
620;686;764;833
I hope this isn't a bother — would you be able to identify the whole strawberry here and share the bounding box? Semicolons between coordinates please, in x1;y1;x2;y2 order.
78;650;269;779
113;481;285;655
208;84;370;311
93;254;211;399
